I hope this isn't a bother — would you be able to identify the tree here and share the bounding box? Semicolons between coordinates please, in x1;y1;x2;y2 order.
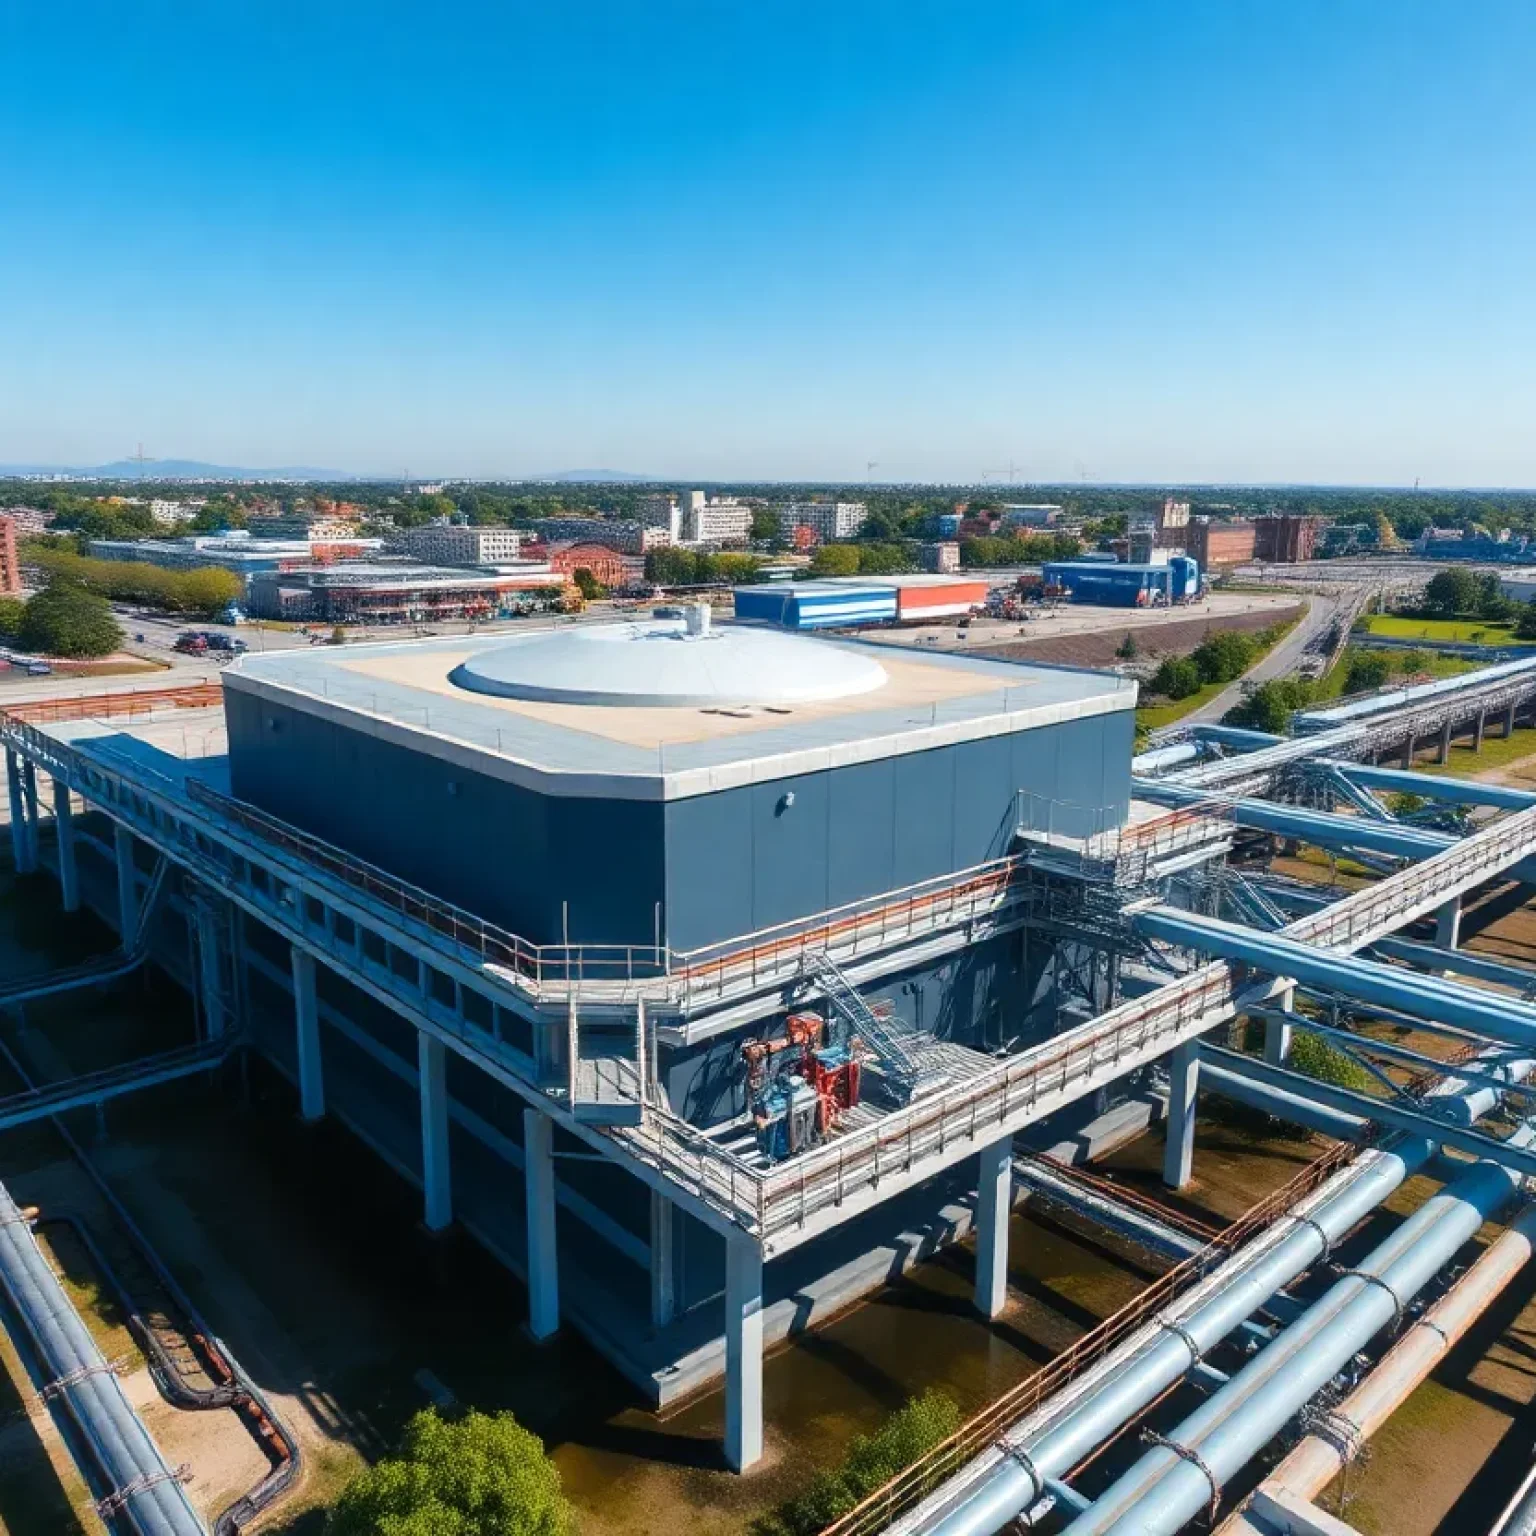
645;546;700;586
571;568;607;601
1422;567;1482;618
1150;656;1202;699
807;544;861;577
327;1408;573;1536
1115;631;1138;660
1516;600;1536;641
1222;677;1316;733
17;582;123;658
749;507;782;545
0;596;24;638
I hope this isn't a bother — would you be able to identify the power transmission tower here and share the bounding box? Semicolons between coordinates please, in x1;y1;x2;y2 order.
130;442;156;478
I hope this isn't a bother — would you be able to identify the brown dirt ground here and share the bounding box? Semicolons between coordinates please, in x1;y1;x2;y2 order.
973;603;1304;670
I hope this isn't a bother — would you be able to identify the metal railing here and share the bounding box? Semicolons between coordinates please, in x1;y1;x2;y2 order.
0;681;223;724
815;1139;1365;1536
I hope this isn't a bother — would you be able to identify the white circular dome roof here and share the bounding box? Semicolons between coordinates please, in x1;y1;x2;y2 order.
450;617;889;708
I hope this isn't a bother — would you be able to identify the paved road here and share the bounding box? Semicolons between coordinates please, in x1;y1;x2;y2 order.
1173;592;1342;728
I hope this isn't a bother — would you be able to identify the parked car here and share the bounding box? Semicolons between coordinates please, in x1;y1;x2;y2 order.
174;632;209;655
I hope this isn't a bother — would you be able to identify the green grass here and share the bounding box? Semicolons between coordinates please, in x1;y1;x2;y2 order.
1357;614;1533;645
1409;723;1536;777
1135;678;1230;731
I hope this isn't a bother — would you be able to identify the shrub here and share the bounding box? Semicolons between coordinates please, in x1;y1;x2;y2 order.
327;1408;573;1536
1222;677;1317;733
1343;651;1392;694
758;1391;961;1536
0;596;24;639
1150;656;1203;700
1191;629;1258;685
1287;1031;1379;1094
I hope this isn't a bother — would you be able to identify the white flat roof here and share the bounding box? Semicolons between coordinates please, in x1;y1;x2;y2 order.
224;620;1136;801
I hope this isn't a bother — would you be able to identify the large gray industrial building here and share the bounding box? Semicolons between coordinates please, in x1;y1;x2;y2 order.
13;609;1536;1533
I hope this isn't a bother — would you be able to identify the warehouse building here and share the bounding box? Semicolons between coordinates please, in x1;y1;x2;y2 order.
245;561;563;622
1043;557;1200;607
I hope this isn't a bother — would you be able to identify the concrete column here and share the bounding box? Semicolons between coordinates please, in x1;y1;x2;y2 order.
1437;721;1452;765
1506;703;1518;738
1164;1039;1200;1190
1400;734;1415;769
196;903;225;1037
52;779;78;912
6;750;28;873
650;1188;676;1331
1435;896;1462;951
113;823;138;940
973;1132;1014;1319
724;1232;764;1472
523;1106;560;1341
292;946;324;1121
1264;985;1294;1066
1474;709;1487;753
20;761;39;870
418;1033;452;1231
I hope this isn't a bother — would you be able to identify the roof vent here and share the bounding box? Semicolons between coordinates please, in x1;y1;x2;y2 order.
684;603;712;639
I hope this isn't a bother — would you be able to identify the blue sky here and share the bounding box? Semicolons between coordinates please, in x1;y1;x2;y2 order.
3;2;1534;484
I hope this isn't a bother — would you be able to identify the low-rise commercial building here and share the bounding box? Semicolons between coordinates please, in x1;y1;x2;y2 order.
397;523;528;566
246;562;563;623
86;534;384;590
998;504;1065;529
547;542;647;589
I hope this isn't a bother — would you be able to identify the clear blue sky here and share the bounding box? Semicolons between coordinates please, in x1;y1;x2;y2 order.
3;2;1534;485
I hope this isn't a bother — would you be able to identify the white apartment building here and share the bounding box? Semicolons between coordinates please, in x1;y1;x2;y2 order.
775;500;868;542
398;522;527;567
637;493;683;544
149;498;205;526
666;490;750;546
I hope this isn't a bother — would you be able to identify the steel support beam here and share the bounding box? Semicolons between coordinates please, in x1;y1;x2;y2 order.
1372;935;1536;993
523;1106;560;1341
5;748;30;873
1436;895;1462;952
419;1032;452;1232
1164;1040;1199;1190
52;777;78;912
292;946;324;1121
1321;759;1536;812
974;1133;1013;1319
724;1232;764;1472
1264;984;1294;1066
196;902;225;1038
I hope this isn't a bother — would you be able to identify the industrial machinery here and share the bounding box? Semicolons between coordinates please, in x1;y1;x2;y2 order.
743;1011;865;1161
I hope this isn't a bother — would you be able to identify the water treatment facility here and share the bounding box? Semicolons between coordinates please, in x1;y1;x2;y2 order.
11;605;1536;1534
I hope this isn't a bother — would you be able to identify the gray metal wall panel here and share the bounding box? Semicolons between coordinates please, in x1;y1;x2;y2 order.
828;759;896;909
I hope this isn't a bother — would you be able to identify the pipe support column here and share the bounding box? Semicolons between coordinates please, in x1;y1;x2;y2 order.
1437;720;1452;765
419;1033;452;1232
113;823;138;940
650;1188;676;1331
725;1232;764;1472
523;1107;560;1342
1264;986;1294;1067
1435;896;1462;951
1164;1040;1199;1190
6;750;30;873
52;778;78;912
974;1133;1014;1318
196;903;225;1038
292;946;324;1121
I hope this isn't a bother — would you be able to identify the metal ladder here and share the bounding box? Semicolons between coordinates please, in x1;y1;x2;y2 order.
801;951;922;1098
1223;872;1289;931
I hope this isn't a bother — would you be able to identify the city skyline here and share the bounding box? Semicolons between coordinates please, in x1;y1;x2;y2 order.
3;2;1534;484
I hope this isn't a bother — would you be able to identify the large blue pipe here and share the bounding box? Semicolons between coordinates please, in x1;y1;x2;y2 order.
1130;777;1456;860
1133;906;1536;1051
1059;1126;1536;1536
1319;758;1536;811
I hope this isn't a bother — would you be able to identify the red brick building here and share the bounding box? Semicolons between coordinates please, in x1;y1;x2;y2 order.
548;542;647;590
1253;514;1322;563
0;515;20;596
1187;518;1256;569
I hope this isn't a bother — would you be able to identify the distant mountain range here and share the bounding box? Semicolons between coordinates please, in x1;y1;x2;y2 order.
0;460;655;484
0;458;356;481
531;469;654;483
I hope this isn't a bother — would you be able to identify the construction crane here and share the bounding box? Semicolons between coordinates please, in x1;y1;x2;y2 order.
866;460;879;483
983;460;1025;484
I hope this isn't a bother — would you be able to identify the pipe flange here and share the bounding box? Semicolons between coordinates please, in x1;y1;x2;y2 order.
994;1440;1044;1503
1140;1426;1223;1523
1154;1313;1203;1369
1332;1267;1406;1331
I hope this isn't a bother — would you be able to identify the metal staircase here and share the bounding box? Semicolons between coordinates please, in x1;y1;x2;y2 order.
1223;872;1289;931
800;951;925;1101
